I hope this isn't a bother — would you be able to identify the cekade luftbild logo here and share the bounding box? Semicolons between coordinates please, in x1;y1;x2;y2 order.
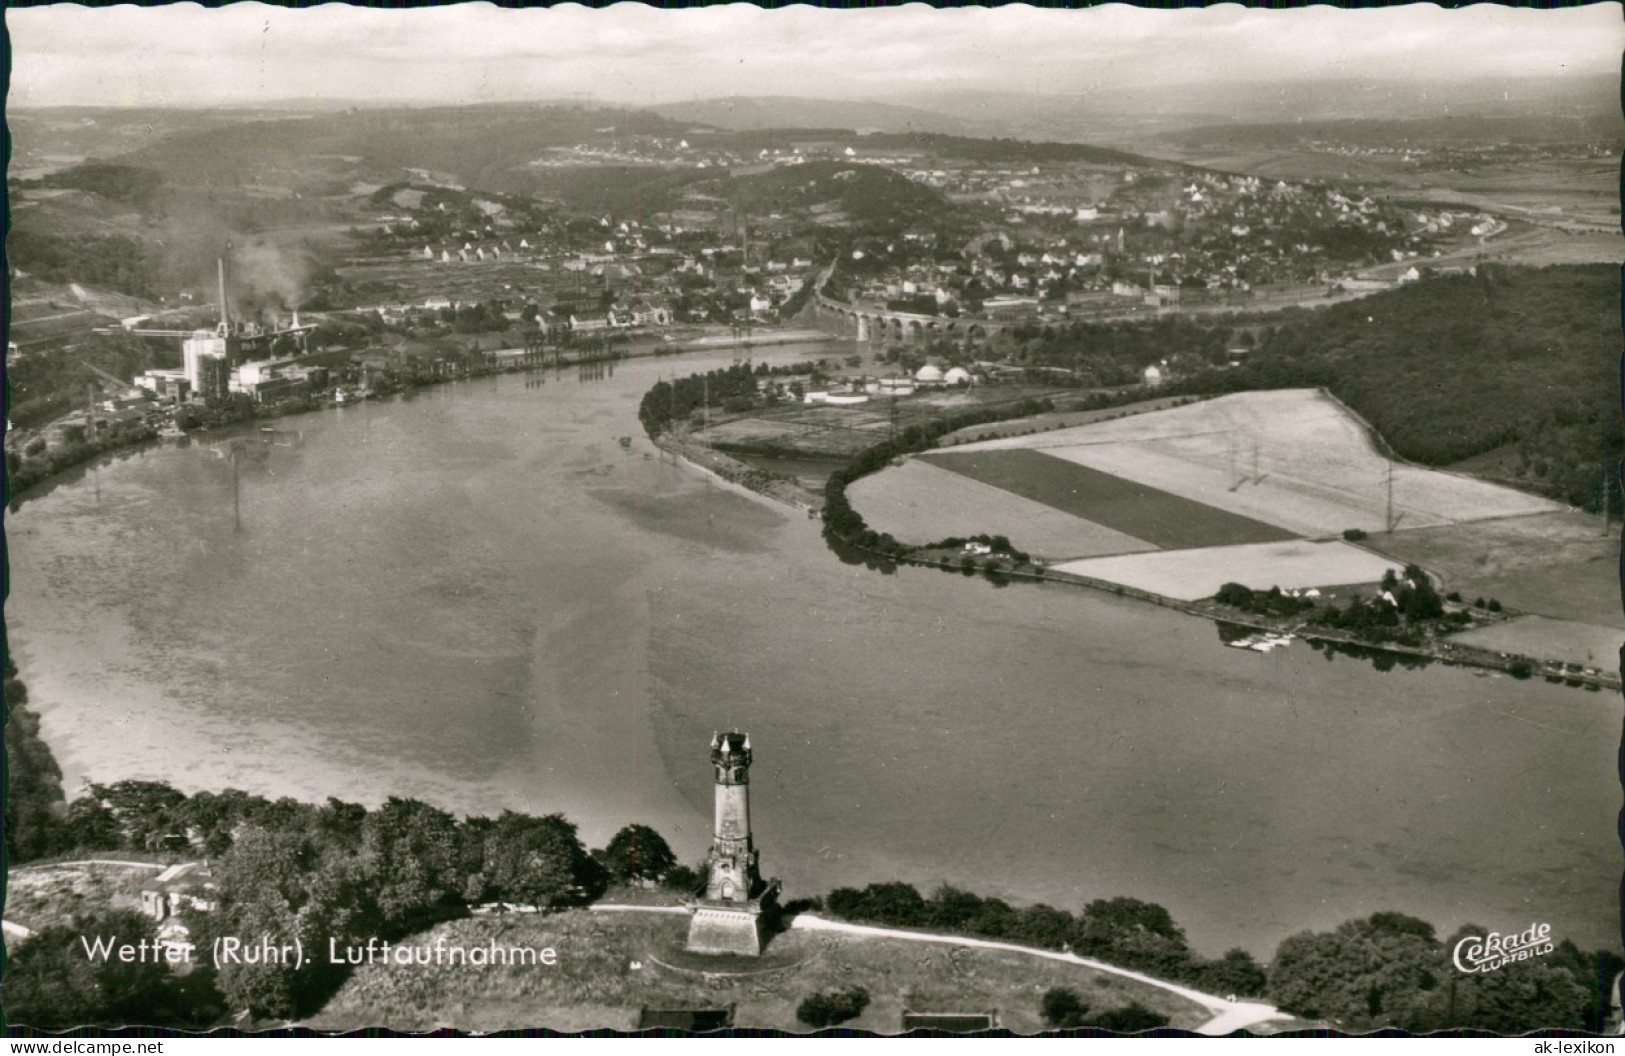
1452;922;1554;973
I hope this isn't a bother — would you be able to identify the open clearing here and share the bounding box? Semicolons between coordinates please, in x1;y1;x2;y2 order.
851;390;1575;608
696;412;887;458
922;448;1296;550
1367;511;1621;629
951;390;1560;537
305;910;1209;1034
937;395;1196;445
848;458;1155;560
1051;540;1398;602
698;387;1071;460
1450;616;1621;670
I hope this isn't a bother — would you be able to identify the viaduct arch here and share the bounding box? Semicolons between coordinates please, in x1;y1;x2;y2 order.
813;294;1009;347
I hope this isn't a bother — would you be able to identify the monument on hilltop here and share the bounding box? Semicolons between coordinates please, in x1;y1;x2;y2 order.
684;730;780;957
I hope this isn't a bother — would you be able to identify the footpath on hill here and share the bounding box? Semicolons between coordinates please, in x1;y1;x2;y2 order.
591;903;1294;1036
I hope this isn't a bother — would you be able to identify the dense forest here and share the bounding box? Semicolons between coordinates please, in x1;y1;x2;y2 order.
1212;264;1618;511
1019;315;1236;386
14;162;168;207
637;362;764;437
1269;912;1614;1033
1018;264;1616;511
2;768;691;1025
118;104;685;195
6;230;167;300
824;882;1266;1000
858;131;1161;168
3;652;68;863
818;882;1614;1033
5;647;698;1026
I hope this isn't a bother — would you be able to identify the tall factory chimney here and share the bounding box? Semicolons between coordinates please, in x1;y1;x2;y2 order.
217;258;231;335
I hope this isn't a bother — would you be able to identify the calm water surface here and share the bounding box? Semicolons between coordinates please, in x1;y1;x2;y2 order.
7;347;1615;957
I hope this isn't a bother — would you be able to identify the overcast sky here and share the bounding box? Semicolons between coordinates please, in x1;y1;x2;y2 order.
8;2;1620;109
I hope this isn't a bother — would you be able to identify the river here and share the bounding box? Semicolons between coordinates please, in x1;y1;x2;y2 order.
5;345;1615;958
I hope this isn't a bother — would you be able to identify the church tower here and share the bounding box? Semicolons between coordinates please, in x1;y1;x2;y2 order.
685;730;779;956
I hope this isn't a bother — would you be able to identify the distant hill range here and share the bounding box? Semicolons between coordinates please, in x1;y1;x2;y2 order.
1161;113;1623;151
649;95;992;137
105;104;692;198
891;74;1619;133
25;101;1162;212
655;75;1620;147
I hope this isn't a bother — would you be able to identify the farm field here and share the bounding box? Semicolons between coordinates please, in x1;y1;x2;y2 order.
697;388;1069;460
1482;228;1622;267
1441;562;1622;632
1366;511;1621;629
951;391;1561;537
921;449;1296;550
696;411;887;458
1051;541;1398;602
1449;616;1621;671
847;458;1155;560
937;395;1196;445
305;910;1210;1034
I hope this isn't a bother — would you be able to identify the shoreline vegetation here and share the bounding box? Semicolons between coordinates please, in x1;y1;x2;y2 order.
3;661;1615;1034
3;288;1618;1026
4;343;1619;1028
4;325;827;511
636;364;1617;692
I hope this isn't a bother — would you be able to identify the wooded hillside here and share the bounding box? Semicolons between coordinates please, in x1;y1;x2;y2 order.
1203;264;1618;511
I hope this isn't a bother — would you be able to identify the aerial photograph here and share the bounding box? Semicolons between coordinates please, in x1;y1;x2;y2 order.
3;0;1621;1036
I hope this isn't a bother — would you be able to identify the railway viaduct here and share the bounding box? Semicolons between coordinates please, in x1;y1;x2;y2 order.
812;292;1011;347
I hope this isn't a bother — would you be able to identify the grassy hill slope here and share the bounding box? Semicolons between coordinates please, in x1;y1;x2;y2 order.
118;104;690;195
304;910;1211;1033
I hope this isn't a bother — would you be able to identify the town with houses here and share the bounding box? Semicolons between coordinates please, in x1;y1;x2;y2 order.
9;123;1514;457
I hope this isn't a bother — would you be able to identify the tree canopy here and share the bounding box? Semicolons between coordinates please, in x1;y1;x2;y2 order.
1269;912;1602;1032
597;823;678;883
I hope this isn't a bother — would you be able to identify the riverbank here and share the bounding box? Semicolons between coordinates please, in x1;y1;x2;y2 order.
10;351;1615;961
649;429;822;516
6;322;848;509
644;386;1617;693
830;535;1620;692
663;327;840;352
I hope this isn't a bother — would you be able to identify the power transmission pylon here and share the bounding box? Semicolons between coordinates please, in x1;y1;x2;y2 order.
1385;459;1396;534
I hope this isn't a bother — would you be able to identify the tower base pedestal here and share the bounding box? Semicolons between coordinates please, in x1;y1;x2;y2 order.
685;899;769;957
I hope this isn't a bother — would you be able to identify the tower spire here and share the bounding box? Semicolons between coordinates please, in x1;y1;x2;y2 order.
685;731;779;957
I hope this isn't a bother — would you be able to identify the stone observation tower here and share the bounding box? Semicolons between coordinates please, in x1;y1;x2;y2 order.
684;730;780;956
